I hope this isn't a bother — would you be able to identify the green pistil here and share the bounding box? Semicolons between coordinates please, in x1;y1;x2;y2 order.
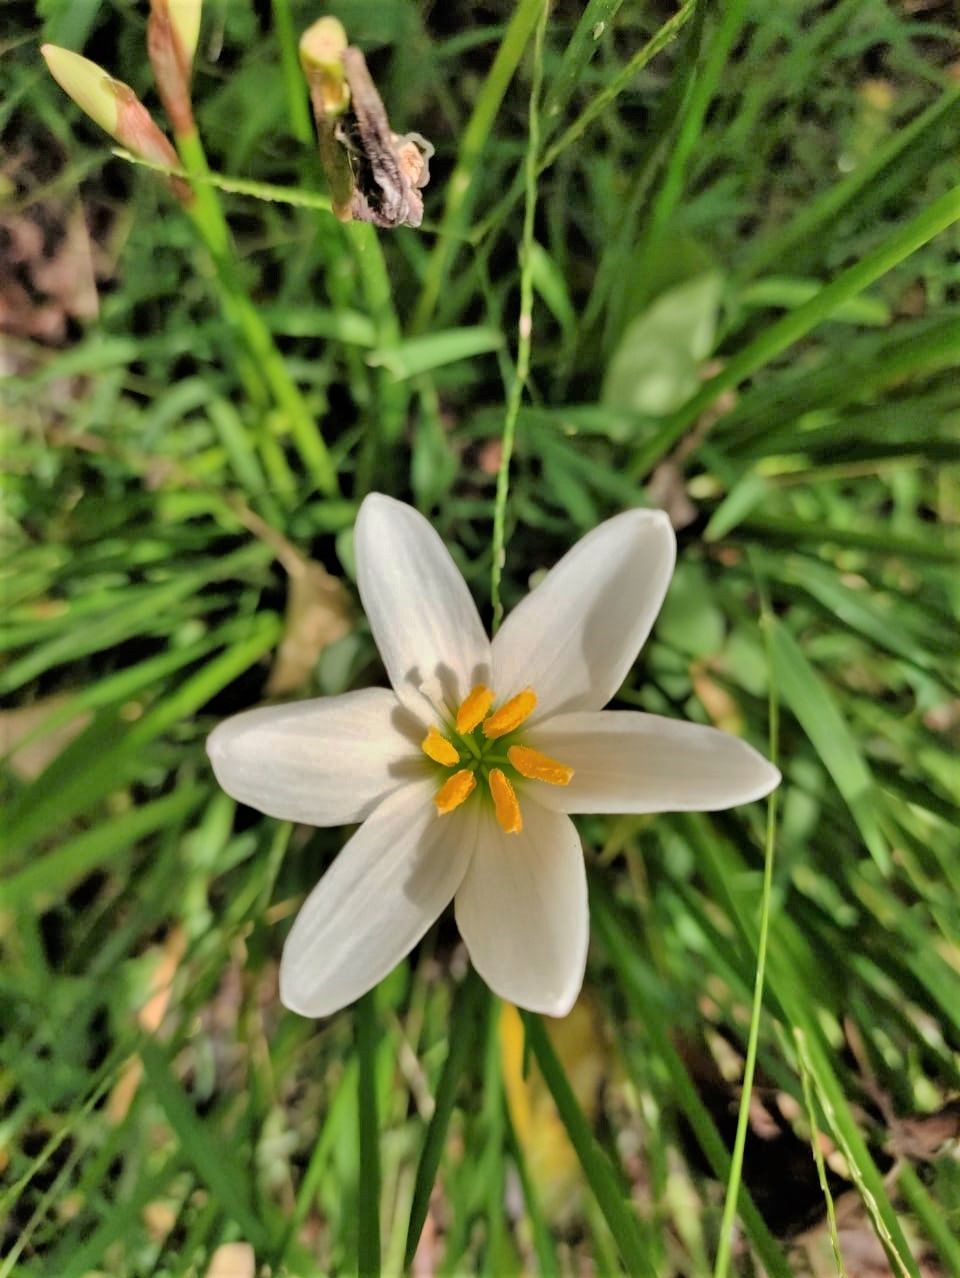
458;731;483;761
430;723;520;786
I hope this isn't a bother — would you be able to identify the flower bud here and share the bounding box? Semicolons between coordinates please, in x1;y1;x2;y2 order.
299;17;350;117
168;0;203;69
41;46;121;138
299;18;354;220
148;0;195;136
42;45;188;202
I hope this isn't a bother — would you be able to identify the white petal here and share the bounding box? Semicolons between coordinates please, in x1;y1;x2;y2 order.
455;800;588;1017
355;494;491;713
492;508;676;719
529;711;781;813
207;688;424;827
280;781;479;1016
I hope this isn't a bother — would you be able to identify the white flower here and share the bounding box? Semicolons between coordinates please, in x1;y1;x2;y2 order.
208;495;779;1018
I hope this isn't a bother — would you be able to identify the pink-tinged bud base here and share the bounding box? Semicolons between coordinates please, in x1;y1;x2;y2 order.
148;0;195;137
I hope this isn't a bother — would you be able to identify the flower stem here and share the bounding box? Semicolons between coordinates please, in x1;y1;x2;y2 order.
713;561;780;1278
524;1014;655;1276
271;0;313;144
411;0;545;333
490;0;548;632
404;972;483;1267
176;127;339;496
356;989;381;1276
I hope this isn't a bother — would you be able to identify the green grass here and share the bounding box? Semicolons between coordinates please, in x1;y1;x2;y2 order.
2;0;959;1274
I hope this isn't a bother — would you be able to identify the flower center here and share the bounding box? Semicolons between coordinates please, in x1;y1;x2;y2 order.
420;684;573;834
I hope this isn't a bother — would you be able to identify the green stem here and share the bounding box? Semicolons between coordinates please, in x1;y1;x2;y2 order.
538;0;698;174
713;566;780;1278
356;990;381;1277
176;128;338;496
630;180;960;479
524;1015;655;1277
491;0;548;632
638;0;747;268
412;0;545;333
271;0;313;143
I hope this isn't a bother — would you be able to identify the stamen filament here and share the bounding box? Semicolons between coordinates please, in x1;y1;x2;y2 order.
434;769;476;814
507;744;574;787
421;725;460;767
456;684;494;734
482;688;537;740
488;768;522;834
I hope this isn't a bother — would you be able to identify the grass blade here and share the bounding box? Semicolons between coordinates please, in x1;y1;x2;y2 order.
3;787;204;906
768;618;890;871
140;1041;271;1249
404;972;483;1268
356;989;381;1276
630;180;960;477
714;568;780;1278
592;889;795;1278
524;1013;655;1278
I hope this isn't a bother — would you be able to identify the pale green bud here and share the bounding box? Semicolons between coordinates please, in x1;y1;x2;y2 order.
168;0;203;67
41;45;120;138
299;17;350;116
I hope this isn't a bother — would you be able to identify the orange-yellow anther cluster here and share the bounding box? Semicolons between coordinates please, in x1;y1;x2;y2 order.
507;745;574;786
455;684;494;733
488;768;522;834
434;769;476;814
422;684;573;836
482;688;537;739
421;725;459;767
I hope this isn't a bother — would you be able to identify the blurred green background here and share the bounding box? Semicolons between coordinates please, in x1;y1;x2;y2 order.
1;1;959;1274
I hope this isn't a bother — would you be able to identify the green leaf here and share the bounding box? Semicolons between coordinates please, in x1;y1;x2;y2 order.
655;562;726;658
524;1014;656;1278
603;273;723;415
405;973;483;1267
3;787;205;907
739;277;891;326
368;327;504;380
768;618;891;871
141;1042;271;1250
356;990;381;1277
529;242;577;342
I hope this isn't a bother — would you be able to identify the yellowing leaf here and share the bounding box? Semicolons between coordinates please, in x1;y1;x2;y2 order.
500;998;609;1216
266;558;353;695
204;1242;255;1278
41;46;121;135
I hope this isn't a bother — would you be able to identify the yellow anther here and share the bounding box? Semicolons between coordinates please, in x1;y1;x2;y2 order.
456;684;494;734
422;726;460;767
488;768;522;834
507;745;574;787
434;769;476;815
482;688;537;740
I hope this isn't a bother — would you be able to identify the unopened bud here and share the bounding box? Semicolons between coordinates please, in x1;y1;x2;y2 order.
299;17;350;117
168;0;203;69
148;0;195;136
42;44;189;203
41;45;121;137
115;86;182;172
299;18;354;219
